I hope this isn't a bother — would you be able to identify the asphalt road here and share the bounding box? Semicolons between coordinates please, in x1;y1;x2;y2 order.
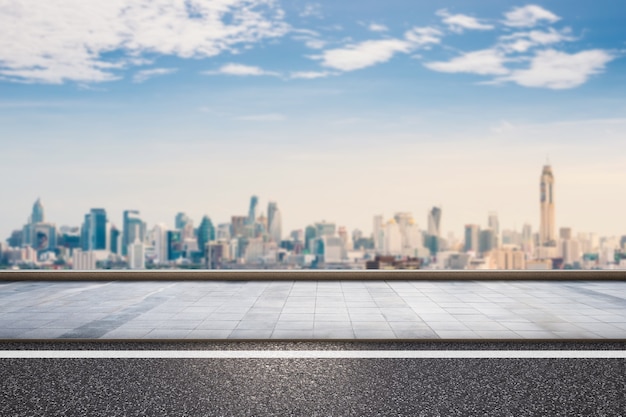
1;341;625;416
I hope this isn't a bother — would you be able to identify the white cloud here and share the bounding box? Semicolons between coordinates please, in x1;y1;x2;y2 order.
305;39;327;50
499;28;576;53
0;0;288;84
235;113;286;121
205;63;280;76
493;49;614;89
404;27;444;47
313;26;441;72
436;9;494;33
289;71;334;79
503;5;560;28
300;3;322;19
314;39;412;71
368;23;389;32
424;49;510;75
132;67;177;83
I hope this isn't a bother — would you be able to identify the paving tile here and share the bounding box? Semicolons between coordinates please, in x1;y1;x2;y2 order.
271;330;315;339
315;313;351;321
228;329;273;339
1;280;626;340
142;329;193;339
100;328;153;339
235;321;276;330
279;313;315;321
313;329;355;339
434;330;478;339
392;329;438;338
353;329;396;339
274;321;314;330
185;329;233;339
196;320;240;330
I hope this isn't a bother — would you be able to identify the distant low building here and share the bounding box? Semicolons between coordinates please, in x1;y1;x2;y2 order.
366;256;420;270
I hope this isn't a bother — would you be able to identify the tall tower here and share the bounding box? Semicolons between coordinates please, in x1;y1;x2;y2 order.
539;164;555;246
123;210;145;256
89;208;107;250
427;207;441;237
247;196;258;225
267;202;282;243
31;198;44;223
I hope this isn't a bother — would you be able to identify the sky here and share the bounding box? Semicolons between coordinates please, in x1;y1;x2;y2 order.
1;0;625;241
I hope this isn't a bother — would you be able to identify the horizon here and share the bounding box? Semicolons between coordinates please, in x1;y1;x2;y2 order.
2;1;625;240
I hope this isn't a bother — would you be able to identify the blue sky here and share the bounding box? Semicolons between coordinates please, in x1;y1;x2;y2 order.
1;0;625;240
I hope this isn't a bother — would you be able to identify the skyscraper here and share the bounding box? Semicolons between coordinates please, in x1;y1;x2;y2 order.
267;202;282;243
427;206;441;237
175;212;191;230
197;215;215;252
88;209;107;250
31;198;44;223
247;195;258;225
539;164;556;246
464;224;480;252
123;210;145;256
488;212;499;247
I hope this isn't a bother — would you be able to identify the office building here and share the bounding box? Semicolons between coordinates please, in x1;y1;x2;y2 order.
175;212;191;230
479;229;496;254
122;210;145;256
267;202;282;243
488;211;499;247
540;164;556;246
72;249;96;270
197;216;215;253
427;206;441;236
80;209;107;251
464;224;480;253
150;223;169;265
128;237;145;269
247;195;258;225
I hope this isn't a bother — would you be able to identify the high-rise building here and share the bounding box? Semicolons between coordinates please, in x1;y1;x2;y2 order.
175;212;191;230
88;209;107;251
197;216;215;253
32;223;57;252
383;218;402;255
31;198;44;223
267;202;282;243
150;223;169;265
122;210;145;256
315;221;336;238
373;215;384;252
167;230;183;261
128;237;145;269
231;216;247;237
464;224;480;252
394;212;421;256
426;207;442;256
427;206;441;237
247;195;258;225
540;164;556;246
488;212;500;248
110;225;120;255
72;249;96;270
479;229;496;254
81;213;91;251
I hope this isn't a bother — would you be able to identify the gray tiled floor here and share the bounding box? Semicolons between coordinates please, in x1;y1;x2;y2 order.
0;280;625;339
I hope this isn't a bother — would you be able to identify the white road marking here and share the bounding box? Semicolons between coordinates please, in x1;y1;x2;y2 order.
1;350;625;358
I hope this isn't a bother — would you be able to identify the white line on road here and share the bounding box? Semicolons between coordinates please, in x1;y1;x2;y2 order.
1;350;625;359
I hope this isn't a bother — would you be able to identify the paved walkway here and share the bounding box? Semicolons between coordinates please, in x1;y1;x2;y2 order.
0;280;625;339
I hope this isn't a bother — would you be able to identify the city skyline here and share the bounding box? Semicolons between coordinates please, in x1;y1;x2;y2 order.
2;163;622;244
1;1;625;240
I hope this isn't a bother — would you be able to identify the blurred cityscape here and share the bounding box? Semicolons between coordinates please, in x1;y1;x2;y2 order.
2;164;625;271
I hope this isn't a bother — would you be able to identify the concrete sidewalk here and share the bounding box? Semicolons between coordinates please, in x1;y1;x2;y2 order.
0;280;625;339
